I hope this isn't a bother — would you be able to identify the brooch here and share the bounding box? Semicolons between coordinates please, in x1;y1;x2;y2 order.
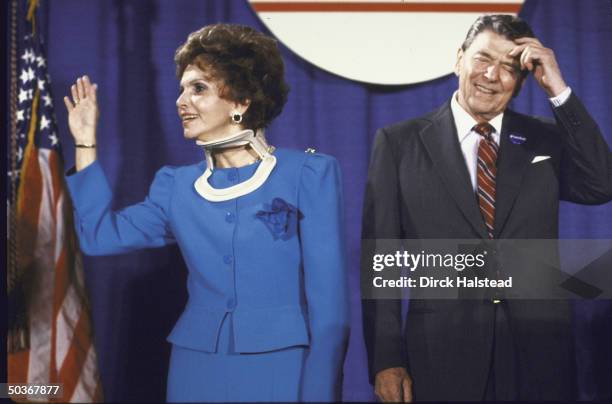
256;198;303;240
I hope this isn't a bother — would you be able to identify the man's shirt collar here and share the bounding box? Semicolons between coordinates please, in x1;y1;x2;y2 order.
450;91;503;143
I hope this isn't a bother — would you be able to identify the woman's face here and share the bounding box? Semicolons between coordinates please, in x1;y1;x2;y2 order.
176;64;246;142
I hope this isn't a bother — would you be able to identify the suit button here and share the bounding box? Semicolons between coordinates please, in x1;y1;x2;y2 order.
227;170;237;182
225;212;235;223
223;255;233;265
227;298;236;310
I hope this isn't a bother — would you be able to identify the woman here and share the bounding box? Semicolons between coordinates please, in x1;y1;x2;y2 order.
63;24;349;402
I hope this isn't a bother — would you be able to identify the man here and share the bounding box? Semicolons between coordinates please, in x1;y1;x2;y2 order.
362;15;611;401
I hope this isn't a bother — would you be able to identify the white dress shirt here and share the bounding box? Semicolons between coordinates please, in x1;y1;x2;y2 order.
450;87;572;191
450;92;503;192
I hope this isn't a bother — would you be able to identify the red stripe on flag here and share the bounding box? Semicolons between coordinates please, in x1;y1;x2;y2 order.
8;350;30;385
50;245;66;387
16;108;43;290
58;312;91;401
49;150;63;222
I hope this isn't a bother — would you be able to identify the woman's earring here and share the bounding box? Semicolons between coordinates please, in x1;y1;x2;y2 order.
231;111;243;124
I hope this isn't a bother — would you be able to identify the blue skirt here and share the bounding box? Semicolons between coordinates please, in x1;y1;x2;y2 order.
166;314;306;402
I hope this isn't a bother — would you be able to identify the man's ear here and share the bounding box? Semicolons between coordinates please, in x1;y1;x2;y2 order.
454;48;463;77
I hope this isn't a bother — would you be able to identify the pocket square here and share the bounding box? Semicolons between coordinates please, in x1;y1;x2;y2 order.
531;155;551;163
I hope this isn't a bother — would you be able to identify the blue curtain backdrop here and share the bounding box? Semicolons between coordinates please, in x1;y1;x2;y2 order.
39;0;611;401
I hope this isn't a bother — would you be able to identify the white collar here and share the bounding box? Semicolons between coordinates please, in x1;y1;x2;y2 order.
450;91;503;143
194;129;277;202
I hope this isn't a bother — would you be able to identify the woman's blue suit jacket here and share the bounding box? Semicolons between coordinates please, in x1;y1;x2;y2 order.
65;148;350;401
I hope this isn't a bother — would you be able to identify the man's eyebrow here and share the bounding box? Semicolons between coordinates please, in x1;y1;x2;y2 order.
474;50;493;58
502;60;520;69
475;50;520;68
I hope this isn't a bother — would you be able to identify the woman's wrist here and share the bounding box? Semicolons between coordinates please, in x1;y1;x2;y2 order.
73;129;97;145
74;135;96;144
75;146;97;172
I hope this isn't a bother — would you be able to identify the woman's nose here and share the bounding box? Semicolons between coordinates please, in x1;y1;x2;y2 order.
176;91;187;108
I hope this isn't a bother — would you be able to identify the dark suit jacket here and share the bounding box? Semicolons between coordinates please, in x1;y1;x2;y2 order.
361;93;612;401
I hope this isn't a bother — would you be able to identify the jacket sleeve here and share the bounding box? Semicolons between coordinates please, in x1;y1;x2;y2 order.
554;92;612;204
298;153;350;401
65;160;175;255
361;129;407;383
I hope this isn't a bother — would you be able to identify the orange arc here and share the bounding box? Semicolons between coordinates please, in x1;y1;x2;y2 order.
250;2;522;13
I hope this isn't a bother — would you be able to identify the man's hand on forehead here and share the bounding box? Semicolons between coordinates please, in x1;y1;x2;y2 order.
508;36;567;97
509;37;547;71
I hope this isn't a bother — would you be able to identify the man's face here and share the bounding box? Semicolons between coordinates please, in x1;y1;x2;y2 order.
455;30;522;122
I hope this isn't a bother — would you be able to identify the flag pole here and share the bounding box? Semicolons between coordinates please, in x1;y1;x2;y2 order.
7;0;30;355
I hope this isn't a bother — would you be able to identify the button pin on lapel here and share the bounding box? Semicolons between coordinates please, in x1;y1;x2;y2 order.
509;133;527;145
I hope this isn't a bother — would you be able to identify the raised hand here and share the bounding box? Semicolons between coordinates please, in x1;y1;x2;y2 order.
509;37;567;97
63;75;99;144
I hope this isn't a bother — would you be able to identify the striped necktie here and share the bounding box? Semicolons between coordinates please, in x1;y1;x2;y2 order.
474;122;498;239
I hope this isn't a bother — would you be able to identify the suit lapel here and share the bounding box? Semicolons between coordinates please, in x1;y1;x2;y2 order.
493;110;533;237
419;101;489;239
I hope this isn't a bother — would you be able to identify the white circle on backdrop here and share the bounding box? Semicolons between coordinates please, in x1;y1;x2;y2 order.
249;1;525;85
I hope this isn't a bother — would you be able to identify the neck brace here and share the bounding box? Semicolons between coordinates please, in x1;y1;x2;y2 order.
194;129;277;202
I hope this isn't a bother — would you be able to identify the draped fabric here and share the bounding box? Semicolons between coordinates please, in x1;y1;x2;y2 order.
7;0;103;401
39;0;611;401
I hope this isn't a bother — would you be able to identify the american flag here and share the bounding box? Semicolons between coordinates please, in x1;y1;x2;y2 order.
7;0;103;401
